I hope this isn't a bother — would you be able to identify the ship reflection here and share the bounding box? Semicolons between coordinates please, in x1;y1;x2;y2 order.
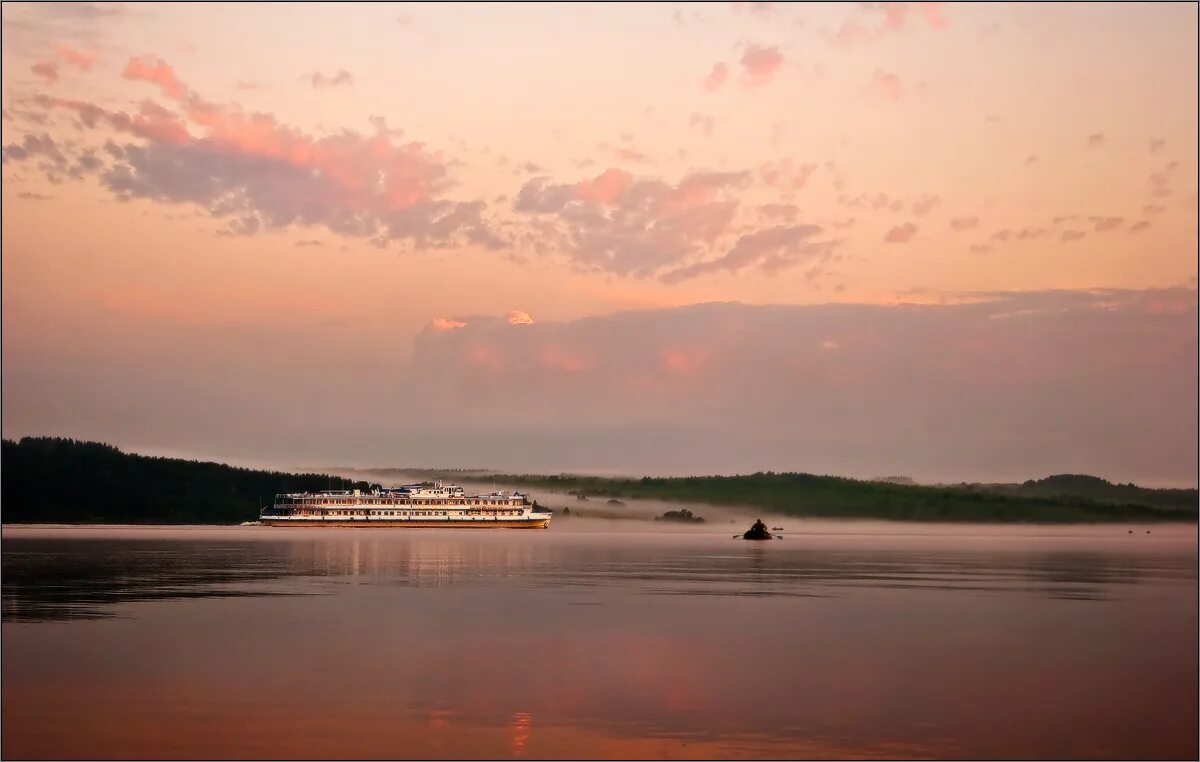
289;536;539;585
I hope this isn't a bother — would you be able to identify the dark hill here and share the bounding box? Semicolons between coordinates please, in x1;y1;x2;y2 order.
2;437;371;524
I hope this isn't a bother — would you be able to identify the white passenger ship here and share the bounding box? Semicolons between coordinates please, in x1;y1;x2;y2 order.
259;483;552;528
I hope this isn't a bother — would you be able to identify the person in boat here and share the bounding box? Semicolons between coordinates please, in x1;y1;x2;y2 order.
743;519;772;540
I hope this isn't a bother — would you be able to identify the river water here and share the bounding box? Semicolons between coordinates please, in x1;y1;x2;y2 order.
2;522;1196;759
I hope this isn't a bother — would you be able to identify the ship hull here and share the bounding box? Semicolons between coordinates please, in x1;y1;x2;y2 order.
259;518;551;529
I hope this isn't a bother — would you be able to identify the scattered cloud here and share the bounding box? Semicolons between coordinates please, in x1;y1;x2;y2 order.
1143;204;1166;217
885;222;917;243
55;44;96;70
949;216;978;231
702;62;728;92
13;55;502;250
1059;230;1086;243
731;2;775;16
599;141;652;164
1089;216;1123;232
1148;138;1165;154
1086;133;1105;148
122;56;187;99
869;69;904;100
17;191;54;201
31;61;59;85
663;223;835;282
1148;161;1177;198
1129;220;1151;234
1024;154;1038;166
2;132;68;168
506;309;535;325
758;159;817;190
44;2;126;19
514;167;839;281
911;194;938;217
688;112;715;136
833;2;947;46
758;203;799;222
310;69;354;89
740;45;784;88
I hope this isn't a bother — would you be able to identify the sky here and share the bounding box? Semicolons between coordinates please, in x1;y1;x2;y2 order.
2;2;1196;485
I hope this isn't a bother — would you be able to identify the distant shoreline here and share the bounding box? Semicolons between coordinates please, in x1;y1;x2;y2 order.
390;470;1198;524
3;437;1196;525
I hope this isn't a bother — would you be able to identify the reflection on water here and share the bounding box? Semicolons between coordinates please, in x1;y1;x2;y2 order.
2;524;1196;759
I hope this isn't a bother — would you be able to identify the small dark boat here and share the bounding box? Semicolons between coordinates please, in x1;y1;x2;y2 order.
742;519;773;541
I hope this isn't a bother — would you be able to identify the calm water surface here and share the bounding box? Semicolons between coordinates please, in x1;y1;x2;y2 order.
2;522;1196;759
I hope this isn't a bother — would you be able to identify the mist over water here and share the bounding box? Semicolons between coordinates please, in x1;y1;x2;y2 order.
3;523;1195;759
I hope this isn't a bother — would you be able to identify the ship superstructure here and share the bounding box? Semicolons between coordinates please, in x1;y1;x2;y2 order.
259;483;551;528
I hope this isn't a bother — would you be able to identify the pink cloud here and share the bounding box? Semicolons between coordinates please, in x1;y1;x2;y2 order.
572;168;635;205
916;2;947;29
122;56;188;100
506;309;535;326
18;56;501;248
702;62;728;92
1129;220;1151;234
1086;133;1105;148
849;2;947;40
1148;138;1165;154
833;19;869;47
740;45;783;88
950;217;978;231
56;44;97;71
1059;230;1086;243
884;222;917;243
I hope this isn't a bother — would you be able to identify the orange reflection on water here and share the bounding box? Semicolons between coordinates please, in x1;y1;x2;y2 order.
508;711;533;755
